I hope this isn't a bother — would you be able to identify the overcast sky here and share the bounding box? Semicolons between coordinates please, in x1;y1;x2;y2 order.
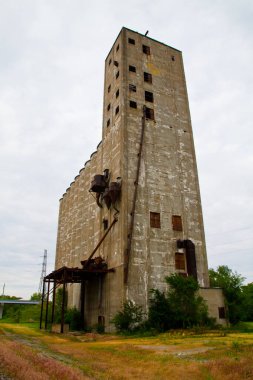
0;0;252;299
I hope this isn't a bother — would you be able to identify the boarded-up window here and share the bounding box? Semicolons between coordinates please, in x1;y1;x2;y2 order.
172;215;183;231
144;72;152;83
150;212;161;228
175;252;186;271
218;307;226;319
145;107;154;120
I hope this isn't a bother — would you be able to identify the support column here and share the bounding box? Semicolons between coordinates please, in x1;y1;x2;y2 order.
40;279;46;329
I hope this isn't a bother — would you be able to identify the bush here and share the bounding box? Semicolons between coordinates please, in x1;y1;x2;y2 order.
111;300;144;332
65;307;82;331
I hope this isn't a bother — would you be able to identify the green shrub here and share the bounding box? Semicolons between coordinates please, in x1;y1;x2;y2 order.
111;300;144;332
65;307;82;331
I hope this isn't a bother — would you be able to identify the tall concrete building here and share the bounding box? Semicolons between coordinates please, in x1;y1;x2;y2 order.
53;27;225;331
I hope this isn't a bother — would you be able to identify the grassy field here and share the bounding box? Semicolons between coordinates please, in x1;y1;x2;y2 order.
0;322;253;379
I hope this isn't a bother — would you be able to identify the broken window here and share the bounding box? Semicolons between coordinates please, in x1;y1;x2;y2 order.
172;215;183;231
145;107;154;120
175;252;186;271
129;84;136;92
116;89;119;98
116;71;119;79
115;106;119;115
103;219;108;230
145;91;154;103
107;103;111;111
128;38;135;45
129;101;137;109
114;60;119;67
171;55;175;61
108;84;111;93
143;45;150;55
107;119;110;127
129;65;136;73
144;72;152;83
150;212;160;228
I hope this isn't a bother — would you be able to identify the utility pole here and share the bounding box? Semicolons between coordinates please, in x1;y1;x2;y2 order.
38;250;47;295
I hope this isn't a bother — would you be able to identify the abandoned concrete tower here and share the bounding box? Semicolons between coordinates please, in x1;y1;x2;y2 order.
48;27;225;331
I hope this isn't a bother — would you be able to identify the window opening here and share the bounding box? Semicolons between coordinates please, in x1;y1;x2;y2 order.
129;65;136;73
144;72;152;83
114;60;119;67
218;307;226;319
128;38;135;45
171;56;175;61
102;218;108;230
115;106;119;115
145;91;154;103
143;45;150;55
116;89;119;98
108;84;111;93
130;101;137;109
145;107;154;120
107;103;111;111
107;119;110;127
175;252;186;271
129;84;136;92
116;44;119;51
150;212;160;228
109;58;112;65
116;71;119;79
172;215;183;231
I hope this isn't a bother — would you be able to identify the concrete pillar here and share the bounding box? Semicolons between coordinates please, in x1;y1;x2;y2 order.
0;303;4;319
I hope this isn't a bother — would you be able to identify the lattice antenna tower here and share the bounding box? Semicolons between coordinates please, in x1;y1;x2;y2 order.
38;249;47;295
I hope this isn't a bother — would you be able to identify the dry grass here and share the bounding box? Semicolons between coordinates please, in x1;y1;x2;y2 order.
0;323;253;379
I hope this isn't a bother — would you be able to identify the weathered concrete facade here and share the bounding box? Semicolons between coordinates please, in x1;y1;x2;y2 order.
55;28;225;329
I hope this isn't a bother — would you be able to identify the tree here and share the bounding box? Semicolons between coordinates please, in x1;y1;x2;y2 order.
148;274;210;331
241;283;253;321
209;265;244;324
30;292;41;301
111;300;144;332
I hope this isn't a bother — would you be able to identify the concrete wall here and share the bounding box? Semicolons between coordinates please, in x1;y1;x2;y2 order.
55;27;211;330
199;288;227;326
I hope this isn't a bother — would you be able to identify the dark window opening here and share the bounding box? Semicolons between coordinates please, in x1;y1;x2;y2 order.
116;44;119;51
108;85;111;93
115;106;119;115
143;45;150;55
145;91;154;103
116;71;119;79
107;119;110;127
116;89;119;98
98;315;105;327
129;84;136;92
109;58;112;65
150;212;160;228
145;107;154;120
128;38;135;45
103;218;108;230
172;215;183;231
107;103;111;111
130;101;137;109
175;252;186;271
144;72;152;83
171;56;175;61
114;60;119;67
218;307;226;319
129;65;136;73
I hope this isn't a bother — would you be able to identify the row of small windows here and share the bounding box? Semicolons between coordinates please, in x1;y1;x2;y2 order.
107;71;152;93
150;213;183;231
106;103;154;126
